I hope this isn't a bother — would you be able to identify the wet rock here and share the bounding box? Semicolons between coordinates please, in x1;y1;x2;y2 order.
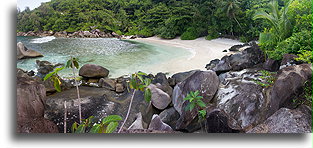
148;84;171;110
141;102;160;129
248;106;312;133
17;42;43;60
79;64;109;78
263;59;280;72
172;71;219;130
159;107;180;130
17;71;58;133
128;113;144;130
148;114;173;131
99;78;116;90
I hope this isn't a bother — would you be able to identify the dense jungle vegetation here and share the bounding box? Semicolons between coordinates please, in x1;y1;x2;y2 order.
17;0;311;62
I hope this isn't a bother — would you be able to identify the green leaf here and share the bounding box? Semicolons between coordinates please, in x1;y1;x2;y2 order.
137;75;144;83
73;60;79;69
54;66;65;73
137;72;147;76
90;124;101;133
105;122;119;133
75;124;86;133
65;60;71;68
194;90;200;97
198;110;206;118
43;71;55;81
189;103;195;111
195;96;203;99
144;78;151;86
102;115;122;125
144;88;151;102
53;77;62;92
71;122;78;133
197;100;206;108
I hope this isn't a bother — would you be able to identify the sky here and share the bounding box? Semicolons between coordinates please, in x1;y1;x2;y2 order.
17;0;51;11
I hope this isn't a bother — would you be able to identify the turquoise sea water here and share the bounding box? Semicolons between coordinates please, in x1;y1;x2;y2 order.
16;36;191;78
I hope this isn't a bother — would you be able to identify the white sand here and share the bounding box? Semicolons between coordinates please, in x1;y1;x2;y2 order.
135;36;242;76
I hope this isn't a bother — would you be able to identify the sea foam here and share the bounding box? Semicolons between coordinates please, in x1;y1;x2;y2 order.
31;36;56;43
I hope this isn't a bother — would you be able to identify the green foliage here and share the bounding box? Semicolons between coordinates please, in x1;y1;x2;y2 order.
65;57;80;69
129;72;152;102
267;30;311;60
295;50;312;64
180;27;198;40
292;81;312;108
254;70;277;88
184;91;206;111
43;66;65;92
71;115;122;133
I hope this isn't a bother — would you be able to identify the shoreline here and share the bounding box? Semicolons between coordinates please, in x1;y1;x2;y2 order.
134;36;242;75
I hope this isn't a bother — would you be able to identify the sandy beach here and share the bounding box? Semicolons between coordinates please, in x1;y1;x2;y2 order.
135;36;242;75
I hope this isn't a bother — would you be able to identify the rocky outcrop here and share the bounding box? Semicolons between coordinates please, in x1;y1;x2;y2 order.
45;86;150;132
248;106;312;133
148;114;173;131
172;71;219;131
79;64;109;78
17;42;43;60
215;68;271;131
279;54;300;69
147;84;171;110
205;42;265;74
99;78;116;90
17;69;58;133
267;64;312;115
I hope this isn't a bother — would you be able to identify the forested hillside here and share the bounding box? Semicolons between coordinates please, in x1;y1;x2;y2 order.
17;0;275;40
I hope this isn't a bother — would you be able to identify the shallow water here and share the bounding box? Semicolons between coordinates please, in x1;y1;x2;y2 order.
17;36;191;78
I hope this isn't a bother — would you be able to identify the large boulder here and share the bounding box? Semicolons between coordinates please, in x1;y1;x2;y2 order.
214;64;312;132
45;87;150;132
17;42;43;60
170;70;198;86
152;73;173;97
248;106;312;133
17;70;58;133
147;84;171;110
99;78;116;90
206;42;265;74
172;71;219;131
267;64;312;115
79;64;109;78
148;114;173;131
215;69;271;131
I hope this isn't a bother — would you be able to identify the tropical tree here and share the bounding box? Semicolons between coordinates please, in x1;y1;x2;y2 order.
221;0;243;35
253;0;294;45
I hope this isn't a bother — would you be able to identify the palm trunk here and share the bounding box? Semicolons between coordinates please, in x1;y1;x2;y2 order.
71;57;82;123
118;90;136;133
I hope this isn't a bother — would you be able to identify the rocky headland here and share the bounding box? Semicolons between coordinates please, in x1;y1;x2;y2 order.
16;41;312;133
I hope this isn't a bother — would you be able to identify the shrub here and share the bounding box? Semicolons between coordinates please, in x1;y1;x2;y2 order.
180;27;198;40
137;27;154;37
268;30;311;60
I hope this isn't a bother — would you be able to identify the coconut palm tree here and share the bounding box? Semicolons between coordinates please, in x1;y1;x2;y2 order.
253;0;294;42
221;0;243;35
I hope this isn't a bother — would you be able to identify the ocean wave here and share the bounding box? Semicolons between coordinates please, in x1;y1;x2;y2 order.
31;36;56;43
